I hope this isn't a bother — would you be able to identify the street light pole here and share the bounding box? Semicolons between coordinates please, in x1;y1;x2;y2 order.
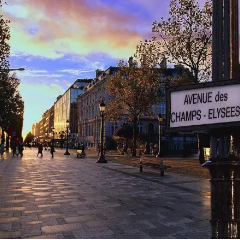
45;132;48;150
156;114;163;158
64;120;70;155
52;127;55;146
156;114;164;176
96;100;107;163
0;68;25;73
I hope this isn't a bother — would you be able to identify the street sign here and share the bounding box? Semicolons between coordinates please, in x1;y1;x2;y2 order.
166;80;240;131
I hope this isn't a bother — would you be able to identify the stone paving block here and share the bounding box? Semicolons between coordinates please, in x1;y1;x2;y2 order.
0;217;18;223
184;230;211;239
41;222;88;234
0;230;22;238
62;231;75;239
108;225;124;234
95;230;151;239
0;151;211;238
56;217;67;224
117;220;157;232
0;207;25;212
26;233;65;239
0;222;12;231
20;227;42;238
12;221;23;231
64;215;99;223
72;226;115;239
143;225;183;239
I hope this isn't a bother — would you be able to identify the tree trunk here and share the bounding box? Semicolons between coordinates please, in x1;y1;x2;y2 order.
193;69;199;83
132;116;137;157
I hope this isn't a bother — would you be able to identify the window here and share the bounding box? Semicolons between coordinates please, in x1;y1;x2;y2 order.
138;123;143;134
159;103;166;115
111;123;118;135
148;123;154;135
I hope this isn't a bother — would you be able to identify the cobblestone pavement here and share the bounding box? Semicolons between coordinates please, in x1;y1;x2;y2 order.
0;148;211;239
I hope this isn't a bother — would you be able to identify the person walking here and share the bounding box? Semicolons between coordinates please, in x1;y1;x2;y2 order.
0;143;4;159
12;141;17;157
81;142;86;157
50;142;55;158
37;143;43;157
18;142;24;157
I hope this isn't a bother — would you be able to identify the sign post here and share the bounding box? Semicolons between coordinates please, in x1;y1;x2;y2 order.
166;0;240;238
167;80;240;132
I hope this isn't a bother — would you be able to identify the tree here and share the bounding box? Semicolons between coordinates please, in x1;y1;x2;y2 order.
0;73;24;135
0;0;10;71
24;132;34;144
151;0;212;83
0;1;24;141
106;59;159;156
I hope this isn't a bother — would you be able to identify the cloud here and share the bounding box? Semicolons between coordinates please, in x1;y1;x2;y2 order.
3;0;143;59
20;69;64;78
59;69;84;75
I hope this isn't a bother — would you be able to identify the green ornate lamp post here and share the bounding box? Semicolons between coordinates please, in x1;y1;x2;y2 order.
156;114;163;158
96;100;107;163
64;120;70;155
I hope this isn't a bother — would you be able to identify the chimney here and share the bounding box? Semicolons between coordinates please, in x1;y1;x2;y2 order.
96;69;103;78
128;56;133;67
160;56;167;69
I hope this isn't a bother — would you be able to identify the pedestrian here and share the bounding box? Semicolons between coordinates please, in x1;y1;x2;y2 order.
50;142;55;158
37;143;43;157
81;142;86;157
0;143;4;159
12;141;17;157
18;142;24;157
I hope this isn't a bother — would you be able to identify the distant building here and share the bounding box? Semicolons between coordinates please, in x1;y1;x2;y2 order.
53;79;92;147
77;67;118;148
77;62;197;154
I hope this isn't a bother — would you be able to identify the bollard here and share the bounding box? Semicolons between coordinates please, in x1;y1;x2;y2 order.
139;158;143;172
160;159;164;177
139;150;143;172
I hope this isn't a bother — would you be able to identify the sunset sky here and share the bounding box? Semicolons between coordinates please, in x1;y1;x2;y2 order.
2;0;207;138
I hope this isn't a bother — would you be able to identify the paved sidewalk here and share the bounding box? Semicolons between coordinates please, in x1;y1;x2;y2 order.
0;149;211;238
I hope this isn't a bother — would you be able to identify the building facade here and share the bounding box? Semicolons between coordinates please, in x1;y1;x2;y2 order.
77;67;119;148
54;79;92;147
77;64;198;154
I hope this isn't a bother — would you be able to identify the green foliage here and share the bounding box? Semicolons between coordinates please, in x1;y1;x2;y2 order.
0;73;24;133
114;124;133;140
24;132;34;144
0;0;10;71
106;59;160;156
0;3;24;138
147;0;212;83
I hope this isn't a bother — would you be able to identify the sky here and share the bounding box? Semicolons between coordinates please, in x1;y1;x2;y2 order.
1;0;207;138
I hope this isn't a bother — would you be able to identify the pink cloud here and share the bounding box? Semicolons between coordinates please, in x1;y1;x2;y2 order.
4;0;143;59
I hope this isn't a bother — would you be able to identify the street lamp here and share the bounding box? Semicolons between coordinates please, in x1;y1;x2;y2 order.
96;100;107;163
0;68;25;73
156;114;163;158
64;120;70;155
156;114;164;177
45;132;48;150
52;127;55;145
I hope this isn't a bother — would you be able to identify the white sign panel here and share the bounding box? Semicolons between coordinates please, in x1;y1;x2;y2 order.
170;84;240;128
